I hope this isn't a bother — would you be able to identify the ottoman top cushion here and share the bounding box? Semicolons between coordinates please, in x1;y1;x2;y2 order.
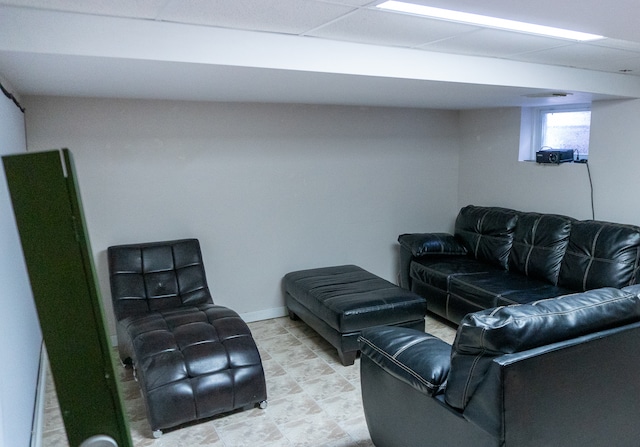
284;265;426;333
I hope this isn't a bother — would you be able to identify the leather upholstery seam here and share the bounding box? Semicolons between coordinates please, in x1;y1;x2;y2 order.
359;337;443;391
460;327;487;407
392;338;427;358
523;216;541;276
583;227;603;289
530;290;633;306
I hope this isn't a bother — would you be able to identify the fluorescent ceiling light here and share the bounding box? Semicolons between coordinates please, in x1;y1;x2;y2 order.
376;1;604;41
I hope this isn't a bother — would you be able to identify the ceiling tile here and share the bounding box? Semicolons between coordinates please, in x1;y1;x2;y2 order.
419;28;573;58
587;38;640;53
321;0;373;5
157;0;356;35
0;0;168;19
511;42;640;71
2;0;640;108
308;8;480;47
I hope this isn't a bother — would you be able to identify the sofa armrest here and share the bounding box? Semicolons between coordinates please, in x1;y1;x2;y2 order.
359;326;451;396
398;233;468;257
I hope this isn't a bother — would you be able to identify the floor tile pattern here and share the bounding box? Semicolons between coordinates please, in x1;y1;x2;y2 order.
41;315;457;446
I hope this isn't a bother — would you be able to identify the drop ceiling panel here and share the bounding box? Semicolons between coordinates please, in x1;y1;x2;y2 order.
309;8;481;47
420;28;573;58
512;43;640;71
157;0;356;35
394;0;640;43
1;0;640;107
0;0;168;19
326;0;374;6
589;38;640;52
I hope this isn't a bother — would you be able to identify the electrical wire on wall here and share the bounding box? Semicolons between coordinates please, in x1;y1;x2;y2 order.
583;161;595;220
572;148;595;220
0;81;25;113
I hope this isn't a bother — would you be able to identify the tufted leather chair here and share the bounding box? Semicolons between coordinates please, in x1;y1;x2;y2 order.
108;239;267;437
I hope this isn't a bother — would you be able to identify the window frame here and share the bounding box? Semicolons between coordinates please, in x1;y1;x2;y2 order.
519;103;592;162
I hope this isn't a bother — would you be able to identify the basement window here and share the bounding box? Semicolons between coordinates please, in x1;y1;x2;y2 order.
519;104;592;162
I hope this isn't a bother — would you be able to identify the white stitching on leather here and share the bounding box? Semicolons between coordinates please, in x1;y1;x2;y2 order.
523;215;541;276
460;327;487;406
475;212;487;258
512;292;633;320
359;336;443;391
583;226;604;290
393;337;428;358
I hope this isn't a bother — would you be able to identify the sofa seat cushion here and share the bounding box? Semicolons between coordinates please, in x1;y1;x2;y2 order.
449;271;574;309
445;287;640;410
559;220;640;291
508;212;573;284
409;257;502;291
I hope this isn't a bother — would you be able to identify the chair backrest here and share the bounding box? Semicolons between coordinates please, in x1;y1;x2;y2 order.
445;286;640;410
108;238;213;321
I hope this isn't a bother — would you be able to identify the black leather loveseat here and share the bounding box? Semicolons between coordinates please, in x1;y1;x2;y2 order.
358;285;640;447
399;205;640;324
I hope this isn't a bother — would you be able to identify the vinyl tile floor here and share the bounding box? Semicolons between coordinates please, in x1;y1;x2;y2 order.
41;314;457;447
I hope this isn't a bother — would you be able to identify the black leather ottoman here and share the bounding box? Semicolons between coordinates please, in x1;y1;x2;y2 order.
283;264;427;365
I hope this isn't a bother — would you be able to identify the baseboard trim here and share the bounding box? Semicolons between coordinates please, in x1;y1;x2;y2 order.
30;343;47;447
240;306;288;323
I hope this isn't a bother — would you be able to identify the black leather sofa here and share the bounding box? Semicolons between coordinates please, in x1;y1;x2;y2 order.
108;239;267;436
399;205;640;324
358;285;640;447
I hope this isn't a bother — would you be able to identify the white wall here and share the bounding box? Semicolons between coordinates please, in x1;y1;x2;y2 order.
457;101;640;225
0;80;42;447
587;99;640;225
23;97;461;333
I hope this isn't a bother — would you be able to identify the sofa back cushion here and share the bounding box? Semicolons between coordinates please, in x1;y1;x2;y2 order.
108;239;213;321
509;212;573;284
445;287;640;410
454;206;518;270
558;220;640;291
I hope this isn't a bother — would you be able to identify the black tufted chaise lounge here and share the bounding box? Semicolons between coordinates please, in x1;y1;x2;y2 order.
108;239;267;437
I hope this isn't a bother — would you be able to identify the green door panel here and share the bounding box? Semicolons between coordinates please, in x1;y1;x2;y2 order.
3;149;133;447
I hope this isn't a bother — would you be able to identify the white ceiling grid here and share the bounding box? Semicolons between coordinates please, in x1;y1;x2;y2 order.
1;0;640;108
